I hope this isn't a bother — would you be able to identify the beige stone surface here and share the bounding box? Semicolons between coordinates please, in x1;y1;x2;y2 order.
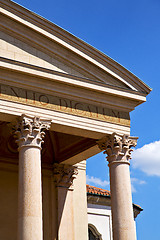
0;19;149;140
42;169;57;240
0;31;85;78
73;161;88;240
0;162;58;240
0;2;152;240
18;147;43;240
57;188;75;240
0;83;130;127
110;163;137;240
53;164;77;240
16;115;51;240
1;0;151;94
98;134;137;240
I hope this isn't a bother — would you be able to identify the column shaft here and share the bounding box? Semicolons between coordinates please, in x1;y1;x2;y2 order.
53;163;78;240
109;162;136;240
18;147;42;240
16;115;51;240
98;133;138;240
73;161;88;240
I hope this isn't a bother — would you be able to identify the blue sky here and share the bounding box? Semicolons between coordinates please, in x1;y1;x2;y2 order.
12;0;160;239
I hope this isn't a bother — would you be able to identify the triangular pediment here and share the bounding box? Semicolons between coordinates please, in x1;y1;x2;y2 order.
0;30;131;91
0;0;151;95
0;31;87;78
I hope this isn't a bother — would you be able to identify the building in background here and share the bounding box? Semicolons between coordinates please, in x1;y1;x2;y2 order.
87;185;142;240
0;0;150;239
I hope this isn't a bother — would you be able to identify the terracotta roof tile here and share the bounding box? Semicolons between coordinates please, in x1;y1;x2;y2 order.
86;185;143;211
86;184;110;197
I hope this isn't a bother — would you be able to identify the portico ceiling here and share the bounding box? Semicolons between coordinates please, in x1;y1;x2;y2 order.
0;121;97;166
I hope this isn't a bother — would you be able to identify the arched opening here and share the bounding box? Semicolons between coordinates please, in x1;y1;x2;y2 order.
88;224;102;240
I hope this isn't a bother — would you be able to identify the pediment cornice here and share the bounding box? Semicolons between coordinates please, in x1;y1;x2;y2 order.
0;57;146;112
0;0;151;96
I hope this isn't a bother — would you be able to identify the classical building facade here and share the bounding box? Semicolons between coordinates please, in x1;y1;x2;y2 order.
0;0;151;240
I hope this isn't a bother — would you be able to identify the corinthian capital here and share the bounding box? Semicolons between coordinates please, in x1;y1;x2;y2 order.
53;163;78;190
97;133;138;165
15;114;51;150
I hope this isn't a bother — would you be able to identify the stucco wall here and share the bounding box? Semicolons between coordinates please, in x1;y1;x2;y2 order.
0;163;18;240
87;203;113;240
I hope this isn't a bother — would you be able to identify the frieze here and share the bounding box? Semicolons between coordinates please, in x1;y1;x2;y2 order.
0;83;130;126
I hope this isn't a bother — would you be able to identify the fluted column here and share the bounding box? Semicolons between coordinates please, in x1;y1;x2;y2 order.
53;163;78;240
97;133;138;240
15;115;51;240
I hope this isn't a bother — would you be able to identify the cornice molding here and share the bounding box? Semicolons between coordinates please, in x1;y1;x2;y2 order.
74;160;86;170
0;0;151;95
0;57;147;111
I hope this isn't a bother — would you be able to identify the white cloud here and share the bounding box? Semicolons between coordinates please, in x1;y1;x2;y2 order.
132;140;160;176
131;184;136;193
86;175;109;187
131;177;146;193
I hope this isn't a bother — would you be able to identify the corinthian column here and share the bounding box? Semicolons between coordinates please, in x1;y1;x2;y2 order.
53;163;78;240
15;115;51;240
97;133;138;240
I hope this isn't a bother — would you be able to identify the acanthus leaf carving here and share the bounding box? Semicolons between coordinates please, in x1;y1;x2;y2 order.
53;163;78;190
97;133;138;165
15;114;51;150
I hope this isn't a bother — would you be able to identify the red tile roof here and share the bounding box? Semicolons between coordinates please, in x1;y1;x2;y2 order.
86;184;143;212
86;184;110;197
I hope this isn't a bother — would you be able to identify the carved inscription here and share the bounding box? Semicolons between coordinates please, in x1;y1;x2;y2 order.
0;84;130;126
